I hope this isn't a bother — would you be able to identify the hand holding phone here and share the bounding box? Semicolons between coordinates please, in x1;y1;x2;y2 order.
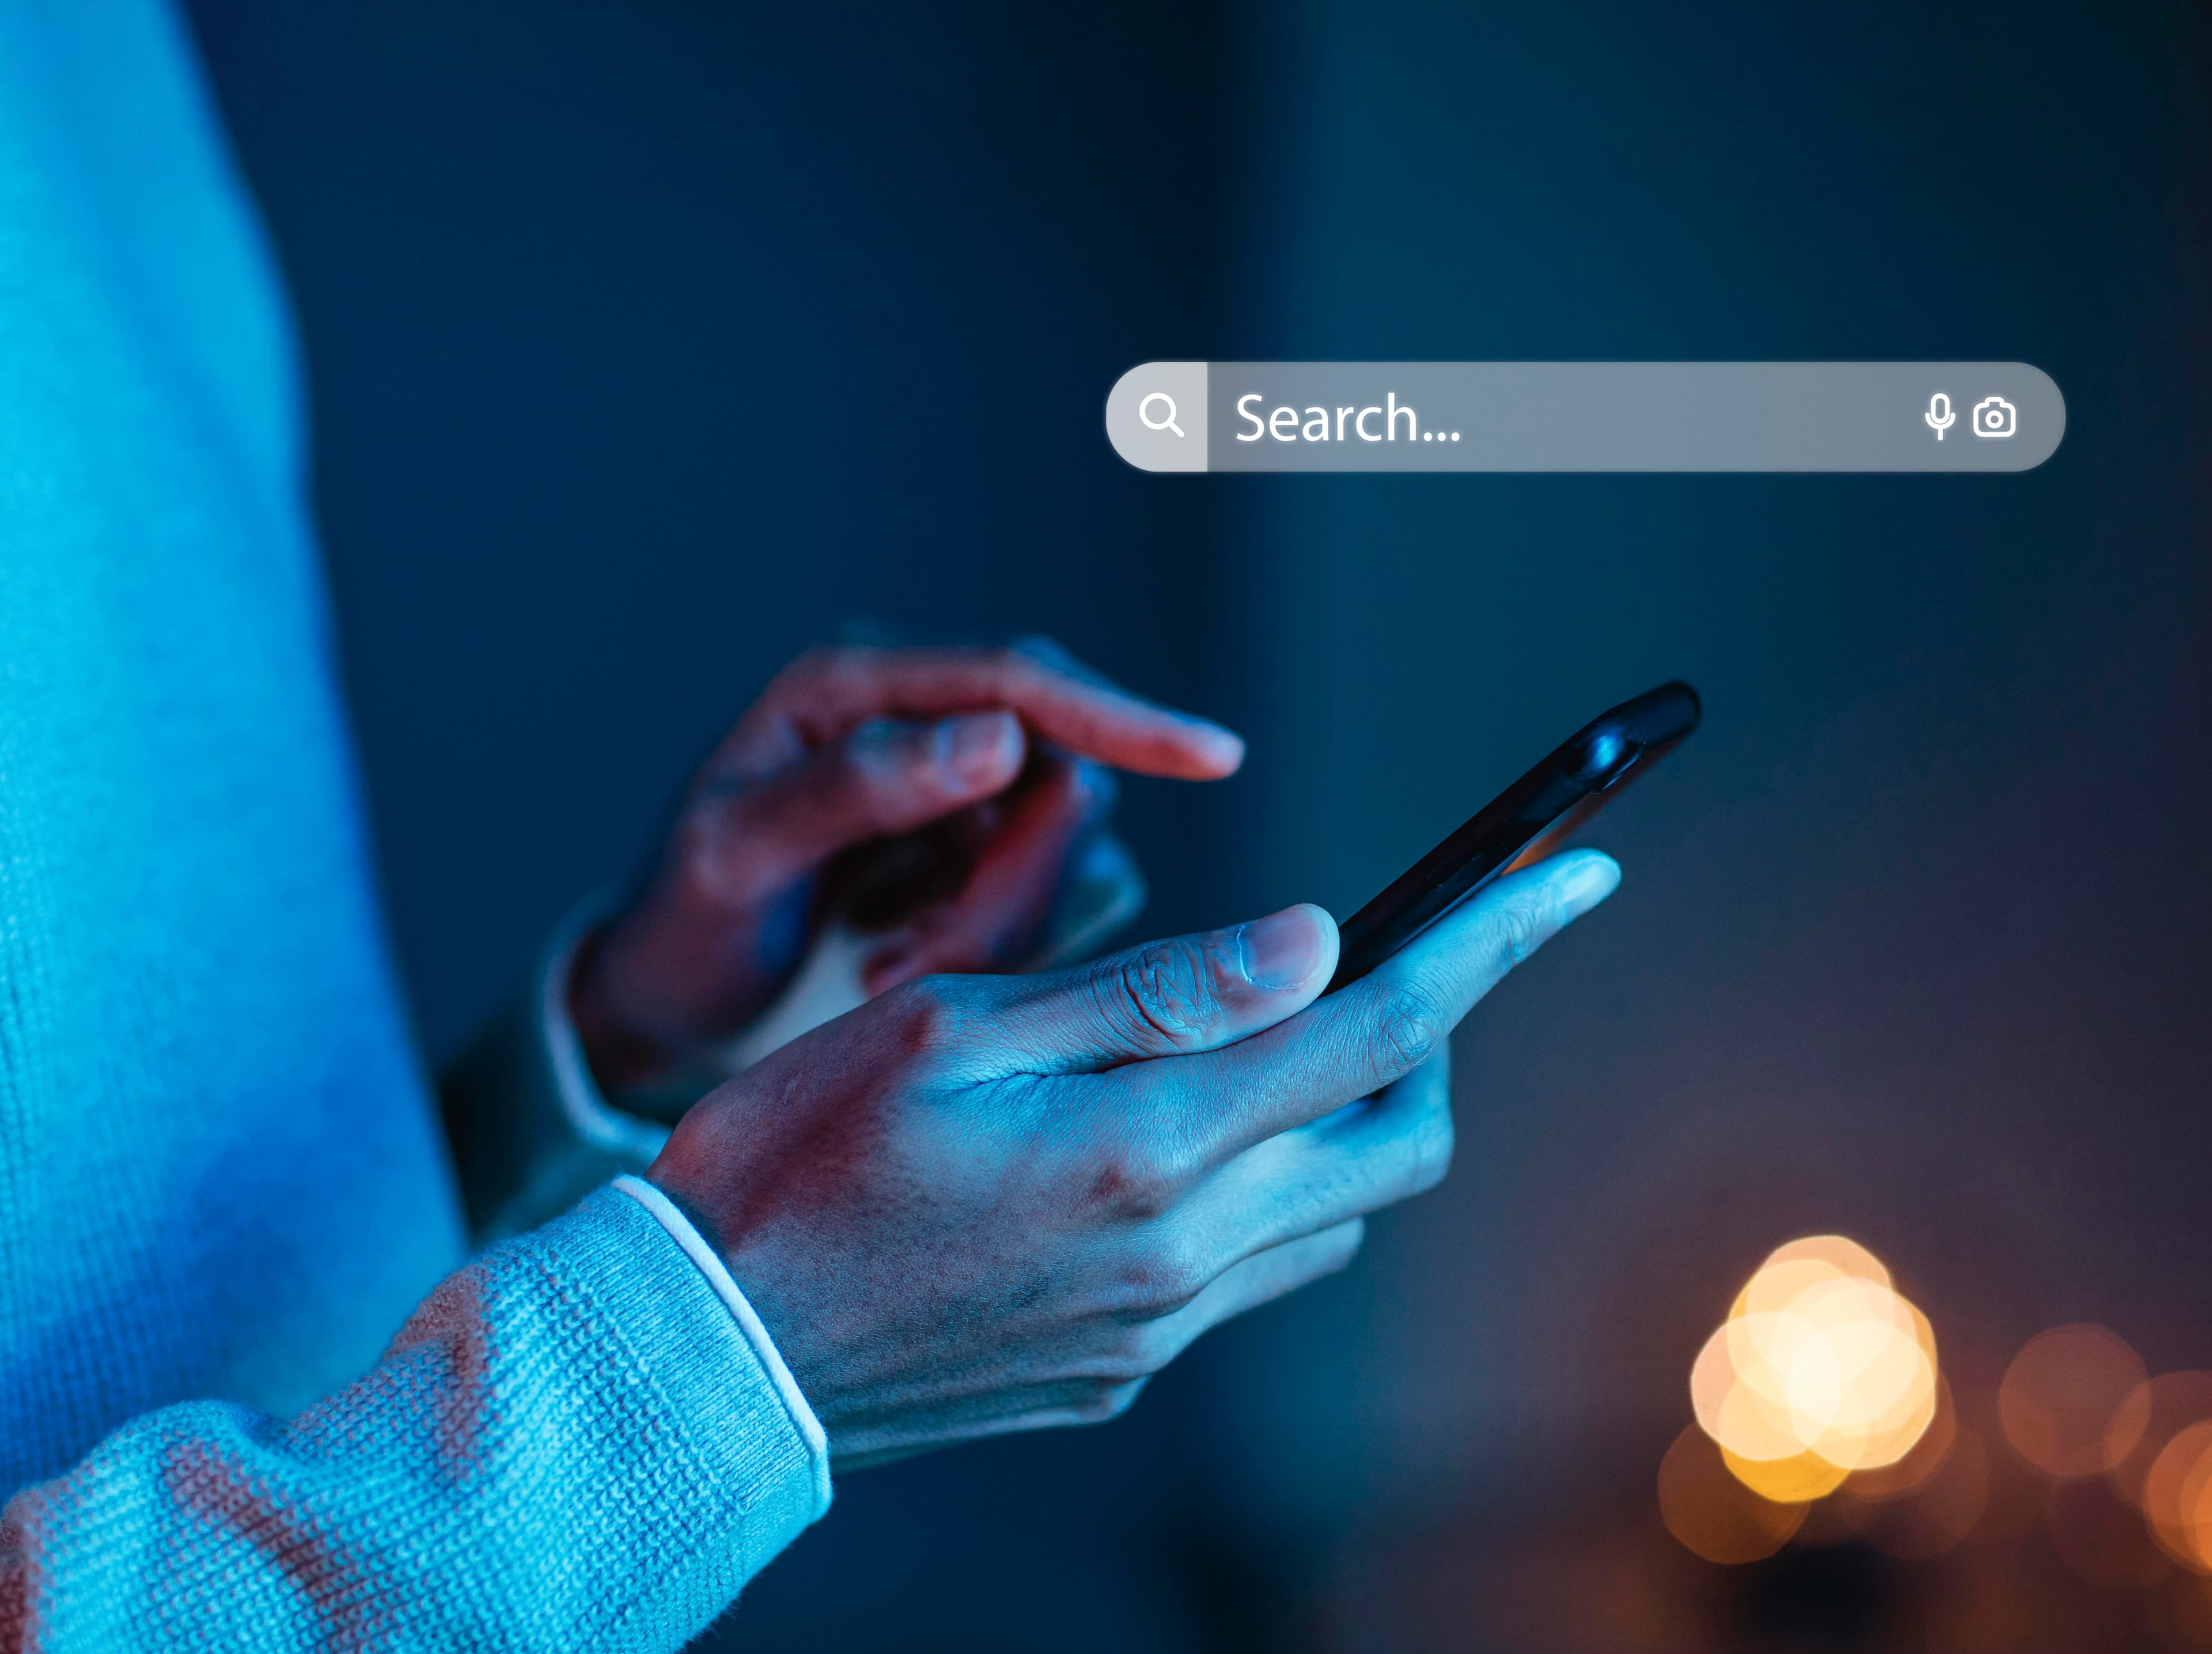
1328;682;1700;991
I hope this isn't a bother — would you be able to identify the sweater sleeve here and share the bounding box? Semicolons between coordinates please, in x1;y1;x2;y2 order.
0;1182;831;1651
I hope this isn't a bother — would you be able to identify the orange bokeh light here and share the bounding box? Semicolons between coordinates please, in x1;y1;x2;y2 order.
1840;1422;1991;1560
1721;1445;1851;1504
1848;1374;1959;1502
1755;1234;1892;1291
1659;1424;1806;1565
1688;1235;1938;1494
1670;1250;2212;1588
2145;1421;2212;1572
2111;1371;2212;1512
1998;1324;2149;1479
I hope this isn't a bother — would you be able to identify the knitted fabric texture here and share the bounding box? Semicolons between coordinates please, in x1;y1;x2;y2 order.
0;1;824;1644
3;1190;823;1648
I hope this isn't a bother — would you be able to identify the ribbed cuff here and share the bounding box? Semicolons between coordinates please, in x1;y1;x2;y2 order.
553;1184;832;1581
611;1174;832;1515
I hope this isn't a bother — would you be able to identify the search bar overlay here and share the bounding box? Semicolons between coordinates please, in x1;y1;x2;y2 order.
1104;363;2065;472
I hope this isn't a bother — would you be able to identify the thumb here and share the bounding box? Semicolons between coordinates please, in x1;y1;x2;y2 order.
960;903;1340;1078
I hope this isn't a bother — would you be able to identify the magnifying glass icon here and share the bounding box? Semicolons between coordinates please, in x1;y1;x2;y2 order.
1138;392;1184;437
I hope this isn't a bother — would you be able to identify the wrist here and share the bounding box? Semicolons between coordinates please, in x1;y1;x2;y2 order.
567;923;688;1093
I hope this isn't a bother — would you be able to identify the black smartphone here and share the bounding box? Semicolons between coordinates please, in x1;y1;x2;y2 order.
1326;681;1701;991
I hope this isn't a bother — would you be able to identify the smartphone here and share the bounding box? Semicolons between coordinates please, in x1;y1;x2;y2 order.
1326;681;1701;991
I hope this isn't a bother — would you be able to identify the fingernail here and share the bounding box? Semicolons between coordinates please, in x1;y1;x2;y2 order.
940;711;1020;784
1236;905;1326;991
1554;853;1622;915
1187;720;1247;768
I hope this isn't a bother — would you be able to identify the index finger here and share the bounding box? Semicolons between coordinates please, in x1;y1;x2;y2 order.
730;645;1245;781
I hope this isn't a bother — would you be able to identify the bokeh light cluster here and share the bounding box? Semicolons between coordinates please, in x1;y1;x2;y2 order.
1694;1242;1934;1477
1664;1236;1940;1561
1661;1237;2212;1627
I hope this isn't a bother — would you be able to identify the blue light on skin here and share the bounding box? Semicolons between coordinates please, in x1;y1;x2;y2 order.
1588;731;1627;777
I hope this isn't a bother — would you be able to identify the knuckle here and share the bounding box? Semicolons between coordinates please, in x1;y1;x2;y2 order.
1085;1326;1180;1387
1483;889;1555;967
985;644;1036;691
782;643;847;691
1108;940;1224;1053
1010;632;1068;663
1406;1106;1456;1193
1119;1322;1182;1377
880;975;968;1058
823;645;885;698
1373;981;1445;1073
1086;1144;1181;1220
1071;1378;1147;1426
819;728;896;793
835;721;937;804
1293;1221;1368;1286
1111;1236;1213;1319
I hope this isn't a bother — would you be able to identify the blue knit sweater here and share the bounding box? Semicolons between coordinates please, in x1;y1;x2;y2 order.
0;2;827;1644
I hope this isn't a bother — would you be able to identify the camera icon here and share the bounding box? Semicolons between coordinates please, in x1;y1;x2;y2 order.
1971;395;2017;439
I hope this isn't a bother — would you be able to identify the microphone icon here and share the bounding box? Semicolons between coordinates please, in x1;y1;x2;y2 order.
1925;392;1956;441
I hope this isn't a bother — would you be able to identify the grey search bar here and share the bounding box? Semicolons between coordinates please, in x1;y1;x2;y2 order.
1104;362;2065;472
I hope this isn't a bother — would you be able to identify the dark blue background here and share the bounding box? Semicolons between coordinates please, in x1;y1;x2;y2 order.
181;2;2212;1648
